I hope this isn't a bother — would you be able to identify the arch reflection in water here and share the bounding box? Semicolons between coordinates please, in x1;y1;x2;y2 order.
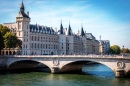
82;63;115;77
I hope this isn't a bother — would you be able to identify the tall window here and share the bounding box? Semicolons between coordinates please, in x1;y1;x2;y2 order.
18;23;21;29
32;36;33;41
35;43;36;48
19;32;20;36
32;43;33;49
35;36;36;41
27;25;28;29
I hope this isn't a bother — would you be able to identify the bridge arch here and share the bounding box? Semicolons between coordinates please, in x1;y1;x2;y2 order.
8;59;51;72
59;60;116;75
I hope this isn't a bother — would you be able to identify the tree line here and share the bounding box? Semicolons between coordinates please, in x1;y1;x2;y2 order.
0;24;21;54
110;45;130;54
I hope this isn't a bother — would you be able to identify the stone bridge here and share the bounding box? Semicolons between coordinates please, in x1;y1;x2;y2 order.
4;55;130;78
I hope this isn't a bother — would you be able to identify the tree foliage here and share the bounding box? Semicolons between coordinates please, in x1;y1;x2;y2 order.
121;48;130;53
0;32;4;52
110;45;121;54
17;39;22;48
0;24;10;36
4;32;18;48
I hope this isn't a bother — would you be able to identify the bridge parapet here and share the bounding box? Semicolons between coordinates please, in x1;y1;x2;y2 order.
3;55;130;78
4;55;129;59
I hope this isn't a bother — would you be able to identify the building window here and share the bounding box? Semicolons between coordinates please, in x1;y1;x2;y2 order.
38;37;39;41
46;44;47;49
35;36;36;41
41;44;42;49
38;44;39;49
35;43;36;48
27;25;28;29
19;32;20;36
32;43;33;49
18;23;21;29
32;36;33;41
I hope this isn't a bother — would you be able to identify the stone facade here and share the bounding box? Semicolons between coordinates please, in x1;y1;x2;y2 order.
2;2;110;55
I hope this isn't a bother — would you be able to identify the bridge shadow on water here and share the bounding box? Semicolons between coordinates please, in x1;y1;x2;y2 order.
82;63;115;77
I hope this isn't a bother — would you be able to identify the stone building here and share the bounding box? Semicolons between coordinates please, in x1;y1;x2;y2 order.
1;2;110;55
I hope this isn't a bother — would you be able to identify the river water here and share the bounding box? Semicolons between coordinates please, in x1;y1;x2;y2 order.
0;64;130;86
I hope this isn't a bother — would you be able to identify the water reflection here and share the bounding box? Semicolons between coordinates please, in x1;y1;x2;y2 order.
82;63;115;78
0;64;130;86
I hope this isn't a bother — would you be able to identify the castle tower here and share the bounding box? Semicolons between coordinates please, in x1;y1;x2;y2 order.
16;1;31;55
66;22;73;55
80;24;87;54
58;20;66;55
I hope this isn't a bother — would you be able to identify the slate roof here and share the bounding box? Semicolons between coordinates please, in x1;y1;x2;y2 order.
30;24;55;35
59;22;64;34
80;26;85;36
66;24;72;35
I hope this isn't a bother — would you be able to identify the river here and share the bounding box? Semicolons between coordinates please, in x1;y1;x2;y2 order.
0;64;130;86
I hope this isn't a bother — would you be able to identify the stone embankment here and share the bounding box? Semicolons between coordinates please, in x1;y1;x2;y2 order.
0;56;7;70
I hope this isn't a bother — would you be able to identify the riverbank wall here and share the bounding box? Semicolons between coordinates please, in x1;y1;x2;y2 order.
0;56;7;70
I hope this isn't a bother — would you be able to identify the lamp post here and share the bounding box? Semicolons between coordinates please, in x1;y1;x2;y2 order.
122;45;124;56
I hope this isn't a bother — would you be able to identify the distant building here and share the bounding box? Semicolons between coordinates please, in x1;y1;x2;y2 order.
1;2;110;55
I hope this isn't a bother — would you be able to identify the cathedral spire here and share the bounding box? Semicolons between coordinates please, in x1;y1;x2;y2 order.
20;1;25;13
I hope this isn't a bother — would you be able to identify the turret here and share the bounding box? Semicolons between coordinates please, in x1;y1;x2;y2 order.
66;22;72;35
80;24;85;37
59;20;63;34
20;1;25;13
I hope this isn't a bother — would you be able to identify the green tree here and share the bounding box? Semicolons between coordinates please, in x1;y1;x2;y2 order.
0;32;4;54
110;45;121;54
4;32;18;49
0;24;10;36
16;39;22;48
122;48;130;53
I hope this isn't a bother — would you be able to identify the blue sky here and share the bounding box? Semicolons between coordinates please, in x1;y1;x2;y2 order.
0;0;130;49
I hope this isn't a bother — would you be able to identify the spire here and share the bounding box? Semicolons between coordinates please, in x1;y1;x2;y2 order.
67;21;72;35
20;1;25;13
80;23;85;36
60;20;63;34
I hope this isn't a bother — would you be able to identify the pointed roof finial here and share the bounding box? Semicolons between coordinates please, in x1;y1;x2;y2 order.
60;20;63;34
80;23;85;36
67;21;72;35
20;0;25;12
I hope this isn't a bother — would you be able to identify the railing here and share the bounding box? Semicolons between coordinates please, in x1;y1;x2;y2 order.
4;54;128;59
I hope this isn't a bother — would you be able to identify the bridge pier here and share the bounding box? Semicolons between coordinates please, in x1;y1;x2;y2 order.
115;68;125;78
51;67;60;74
